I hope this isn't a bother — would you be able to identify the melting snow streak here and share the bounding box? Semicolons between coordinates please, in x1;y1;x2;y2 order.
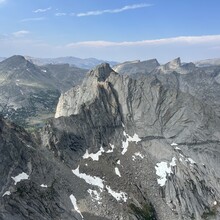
70;194;84;219
106;186;127;202
72;166;104;189
115;167;121;177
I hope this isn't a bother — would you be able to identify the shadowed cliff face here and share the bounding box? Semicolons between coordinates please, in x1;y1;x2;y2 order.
1;63;220;220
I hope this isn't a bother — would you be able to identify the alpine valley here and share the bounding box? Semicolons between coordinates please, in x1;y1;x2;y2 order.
0;56;220;220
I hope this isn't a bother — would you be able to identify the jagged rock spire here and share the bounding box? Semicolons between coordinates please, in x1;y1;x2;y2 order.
89;63;116;81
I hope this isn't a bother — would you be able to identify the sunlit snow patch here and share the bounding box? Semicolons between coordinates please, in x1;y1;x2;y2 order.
88;189;101;204
2;191;11;197
83;147;105;161
70;194;84;219
115;167;121;177
11;172;29;185
155;157;177;186
134;152;144;159
40;184;48;188
72;166;104;189
106;144;115;153
106;186;127;202
171;142;178;146
121;132;141;155
186;157;196;165
170;157;177;166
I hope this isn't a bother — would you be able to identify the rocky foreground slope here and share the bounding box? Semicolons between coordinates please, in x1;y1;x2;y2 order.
1;62;220;220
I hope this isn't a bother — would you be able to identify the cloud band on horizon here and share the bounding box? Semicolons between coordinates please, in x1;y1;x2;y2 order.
66;35;220;47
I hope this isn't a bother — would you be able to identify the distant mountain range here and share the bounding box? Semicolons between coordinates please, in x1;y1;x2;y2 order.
0;55;87;127
24;56;118;69
1;55;220;128
0;56;118;69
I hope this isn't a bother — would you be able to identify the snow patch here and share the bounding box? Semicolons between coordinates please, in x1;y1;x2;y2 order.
69;194;84;219
40;184;48;188
106;144;115;153
155;157;176;187
187;158;196;164
134;152;144;159
115;167;121;177
214;201;217;206
11;172;29;185
106;186;127;202
88;189;101;204
83;147;104;161
122;139;129;155
72;166;104;189
121;131;141;155
20;89;24;95
170;157;177;166
117;160;121;165
41;69;47;73
171;142;178;146
175;147;181;150
2;191;11;197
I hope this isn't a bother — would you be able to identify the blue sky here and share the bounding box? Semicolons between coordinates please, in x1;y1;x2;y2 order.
0;0;220;62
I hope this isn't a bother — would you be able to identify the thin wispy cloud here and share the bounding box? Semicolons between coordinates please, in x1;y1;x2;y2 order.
33;7;51;13
55;13;66;16
76;3;152;17
66;35;220;47
20;17;45;22
1;34;220;62
12;30;30;37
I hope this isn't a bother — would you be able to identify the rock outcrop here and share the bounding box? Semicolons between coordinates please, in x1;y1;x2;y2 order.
1;60;220;220
53;63;220;219
113;59;160;76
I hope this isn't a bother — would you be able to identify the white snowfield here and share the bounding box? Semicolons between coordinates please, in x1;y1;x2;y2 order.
122;131;141;155
11;172;29;185
72;166;129;204
83;146;105;161
155;157;177;186
69;194;84;219
72;166;104;189
106;185;127;202
87;189;102;203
